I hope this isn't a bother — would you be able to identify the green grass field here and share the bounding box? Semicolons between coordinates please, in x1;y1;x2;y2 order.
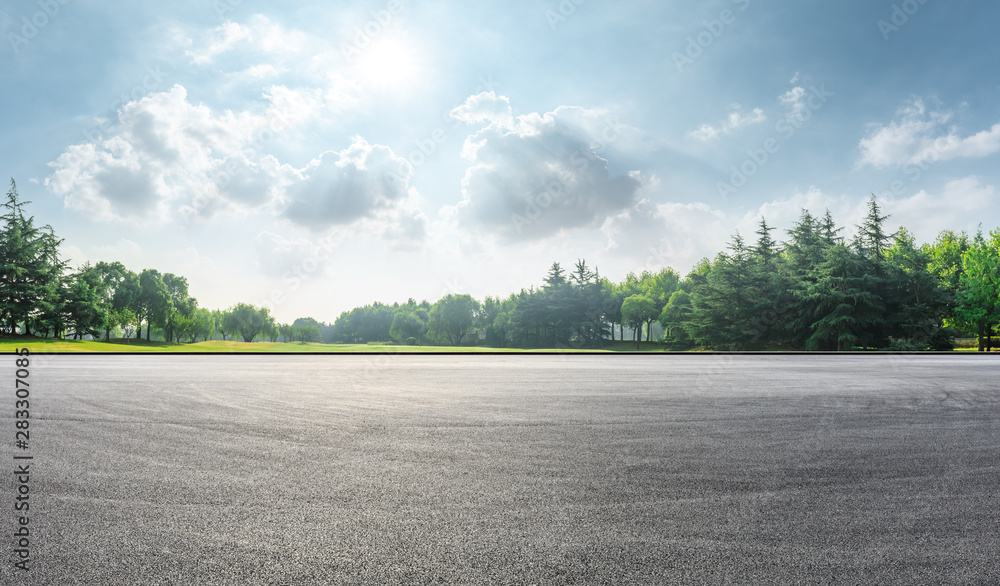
3;336;989;353
0;336;631;353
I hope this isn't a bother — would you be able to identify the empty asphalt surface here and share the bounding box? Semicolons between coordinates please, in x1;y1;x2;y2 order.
2;354;999;585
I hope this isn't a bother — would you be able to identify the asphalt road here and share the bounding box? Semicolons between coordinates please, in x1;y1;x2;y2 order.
2;354;999;585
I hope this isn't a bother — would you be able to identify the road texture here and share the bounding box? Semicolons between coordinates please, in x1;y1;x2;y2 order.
2;354;999;584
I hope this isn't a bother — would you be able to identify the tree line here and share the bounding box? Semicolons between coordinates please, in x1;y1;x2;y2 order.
325;197;999;352
2;178;998;350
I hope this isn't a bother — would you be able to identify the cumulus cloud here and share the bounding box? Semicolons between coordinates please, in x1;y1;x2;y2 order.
858;99;1000;168
447;94;643;242
689;105;766;141
46;85;422;242
46;85;290;222
281;136;414;230
449;91;514;128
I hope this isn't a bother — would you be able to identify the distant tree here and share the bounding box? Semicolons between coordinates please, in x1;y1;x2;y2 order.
162;273;195;343
296;325;322;343
658;289;693;348
884;229;952;349
544;262;567;287
390;311;427;344
956;228;1000;351
686;234;758;349
805;244;885;351
95;261;140;341
178;307;213;343
621;294;657;349
64;263;108;339
212;308;230;341
137;269;171;341
222;303;274;343
115;308;140;343
428;294;479;345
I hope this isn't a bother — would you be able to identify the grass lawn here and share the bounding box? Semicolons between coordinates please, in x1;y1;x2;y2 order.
0;336;621;353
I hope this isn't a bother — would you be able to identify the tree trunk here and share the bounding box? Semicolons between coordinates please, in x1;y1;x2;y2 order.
978;322;985;352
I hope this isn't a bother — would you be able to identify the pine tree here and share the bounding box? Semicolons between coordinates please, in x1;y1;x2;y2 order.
0;179;66;335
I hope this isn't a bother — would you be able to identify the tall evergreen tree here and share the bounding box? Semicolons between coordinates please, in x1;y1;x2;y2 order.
0;179;66;335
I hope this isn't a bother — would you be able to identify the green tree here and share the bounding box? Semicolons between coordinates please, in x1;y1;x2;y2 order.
884;229;952;349
621;294;656;349
956;229;1000;351
114;308;140;343
212;308;230;341
162;273;195;343
185;307;215;343
805;244;885;351
0;179;66;335
95;261;140;341
658;289;693;348
428;294;479;345
390;311;427;344
137;269;171;341
685;234;757;349
64;263;108;339
223;303;275;343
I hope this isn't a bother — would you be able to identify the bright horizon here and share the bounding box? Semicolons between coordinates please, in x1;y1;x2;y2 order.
3;0;999;323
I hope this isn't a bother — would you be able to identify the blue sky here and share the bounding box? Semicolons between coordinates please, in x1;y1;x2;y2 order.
2;0;999;322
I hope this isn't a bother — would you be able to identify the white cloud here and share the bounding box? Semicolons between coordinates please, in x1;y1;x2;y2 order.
449;91;514;129
858;99;1000;168
281;136;416;231
689;105;766;141
779;86;808;121
46;86;420;242
186;16;309;65
242;64;281;78
188;21;253;65
879;176;996;241
447;97;643;242
46;85;282;222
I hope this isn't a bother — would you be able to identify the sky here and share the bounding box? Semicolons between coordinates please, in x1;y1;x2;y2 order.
2;0;999;323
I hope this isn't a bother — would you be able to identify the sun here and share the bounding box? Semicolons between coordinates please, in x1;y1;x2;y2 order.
356;36;423;92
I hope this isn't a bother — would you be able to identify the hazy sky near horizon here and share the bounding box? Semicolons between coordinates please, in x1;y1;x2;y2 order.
2;0;999;322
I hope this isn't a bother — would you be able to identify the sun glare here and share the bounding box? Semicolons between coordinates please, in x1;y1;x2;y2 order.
356;37;423;91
